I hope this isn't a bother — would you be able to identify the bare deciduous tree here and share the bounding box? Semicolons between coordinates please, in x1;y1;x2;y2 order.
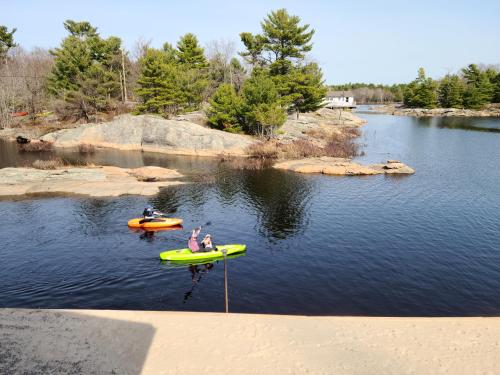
0;47;53;127
206;39;246;95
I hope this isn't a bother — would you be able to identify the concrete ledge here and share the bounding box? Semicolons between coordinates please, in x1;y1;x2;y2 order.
1;309;499;374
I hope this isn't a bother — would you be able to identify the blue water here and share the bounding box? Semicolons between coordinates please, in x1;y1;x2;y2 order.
0;111;499;316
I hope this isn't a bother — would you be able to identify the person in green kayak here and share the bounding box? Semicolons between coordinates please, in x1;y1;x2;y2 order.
188;227;201;252
200;234;214;252
187;227;217;253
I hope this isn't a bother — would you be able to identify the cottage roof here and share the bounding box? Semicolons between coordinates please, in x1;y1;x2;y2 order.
326;90;355;98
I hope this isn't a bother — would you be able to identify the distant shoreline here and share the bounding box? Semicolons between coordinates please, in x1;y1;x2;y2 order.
371;104;500;117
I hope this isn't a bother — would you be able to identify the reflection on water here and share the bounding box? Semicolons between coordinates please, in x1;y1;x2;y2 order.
184;263;214;303
236;168;314;240
412;116;500;133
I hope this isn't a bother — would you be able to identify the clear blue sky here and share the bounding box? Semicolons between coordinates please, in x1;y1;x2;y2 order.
2;0;499;84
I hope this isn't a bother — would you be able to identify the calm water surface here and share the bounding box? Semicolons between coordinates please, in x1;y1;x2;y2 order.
0;110;499;316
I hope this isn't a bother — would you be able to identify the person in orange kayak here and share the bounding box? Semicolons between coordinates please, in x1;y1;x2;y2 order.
141;206;164;223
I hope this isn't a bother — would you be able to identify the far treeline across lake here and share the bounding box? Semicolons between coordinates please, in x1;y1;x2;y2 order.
331;64;500;108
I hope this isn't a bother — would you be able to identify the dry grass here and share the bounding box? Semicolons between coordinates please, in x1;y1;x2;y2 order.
246;142;280;159
27;158;98;170
17;140;53;152
219;155;271;170
78;143;96;154
323;130;361;159
247;128;361;161
31;158;65;170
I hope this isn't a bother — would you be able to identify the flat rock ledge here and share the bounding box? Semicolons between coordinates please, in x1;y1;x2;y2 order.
0;165;185;198
274;157;415;176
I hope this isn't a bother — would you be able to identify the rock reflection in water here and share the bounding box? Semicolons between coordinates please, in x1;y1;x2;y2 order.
412;116;500;133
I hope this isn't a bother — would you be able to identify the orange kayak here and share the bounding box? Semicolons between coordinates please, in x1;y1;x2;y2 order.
127;217;183;229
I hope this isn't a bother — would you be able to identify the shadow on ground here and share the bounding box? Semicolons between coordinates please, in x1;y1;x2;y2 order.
0;309;155;374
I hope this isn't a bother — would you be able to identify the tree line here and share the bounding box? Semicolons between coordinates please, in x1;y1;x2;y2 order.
403;65;500;109
330;65;500;110
328;83;406;103
0;9;327;135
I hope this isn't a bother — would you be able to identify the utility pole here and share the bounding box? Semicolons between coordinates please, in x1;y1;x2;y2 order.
119;71;124;102
120;47;127;102
222;249;229;313
229;62;233;87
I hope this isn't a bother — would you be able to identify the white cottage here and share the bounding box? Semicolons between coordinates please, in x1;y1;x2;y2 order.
323;90;356;109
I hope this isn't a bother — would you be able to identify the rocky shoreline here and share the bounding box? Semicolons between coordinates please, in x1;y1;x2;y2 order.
274;158;415;176
0;109;366;157
372;104;500;117
0;165;185;198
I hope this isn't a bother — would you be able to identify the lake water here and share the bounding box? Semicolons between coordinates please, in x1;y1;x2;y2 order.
1;110;499;316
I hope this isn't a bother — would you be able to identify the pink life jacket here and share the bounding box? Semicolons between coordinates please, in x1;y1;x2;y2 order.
188;228;201;252
188;237;199;252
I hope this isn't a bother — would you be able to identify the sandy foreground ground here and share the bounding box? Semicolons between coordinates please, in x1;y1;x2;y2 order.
1;309;499;375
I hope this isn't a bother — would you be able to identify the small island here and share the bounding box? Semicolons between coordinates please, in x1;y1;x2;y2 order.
274;158;414;175
0;165;184;197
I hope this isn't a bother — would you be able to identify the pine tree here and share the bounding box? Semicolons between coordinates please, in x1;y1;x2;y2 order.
0;25;17;60
493;72;500;103
240;8;314;75
48;20;122;120
403;68;437;108
174;34;208;110
275;63;327;117
162;42;177;63
135;48;183;116
253;103;287;137
178;64;209;111
438;74;465;108
241;70;286;135
206;83;242;132
462;64;495;109
239;9;325;118
136;33;209;116
176;33;207;68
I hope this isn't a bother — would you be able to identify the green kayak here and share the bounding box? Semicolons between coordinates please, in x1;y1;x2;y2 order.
159;244;246;262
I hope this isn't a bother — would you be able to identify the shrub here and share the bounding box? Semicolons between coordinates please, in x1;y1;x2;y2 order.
17;140;53;152
78;143;95;154
246;129;360;160
32;158;65;170
246;141;280;159
323;132;360;158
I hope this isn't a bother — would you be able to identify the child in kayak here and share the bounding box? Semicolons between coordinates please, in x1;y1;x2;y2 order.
200;234;214;252
188;227;201;252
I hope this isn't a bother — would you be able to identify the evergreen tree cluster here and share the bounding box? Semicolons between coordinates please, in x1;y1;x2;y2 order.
404;64;498;110
135;33;209;116
47;20;124;121
207;8;327;136
2;10;327;130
